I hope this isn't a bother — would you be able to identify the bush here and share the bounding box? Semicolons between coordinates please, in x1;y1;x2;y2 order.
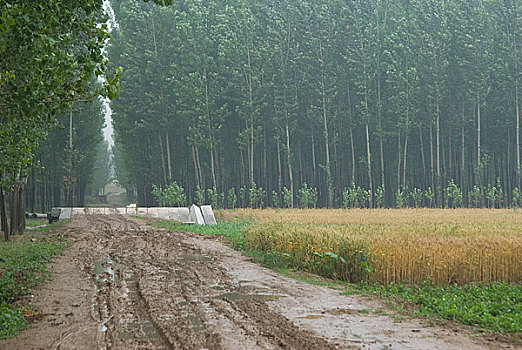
298;183;318;209
282;187;292;208
226;188;237;209
248;182;265;209
151;181;186;206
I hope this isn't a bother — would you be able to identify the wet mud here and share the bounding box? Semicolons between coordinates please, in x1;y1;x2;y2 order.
1;215;516;349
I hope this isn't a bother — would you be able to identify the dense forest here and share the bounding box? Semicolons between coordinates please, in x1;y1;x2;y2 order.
110;0;521;209
1;0;521;240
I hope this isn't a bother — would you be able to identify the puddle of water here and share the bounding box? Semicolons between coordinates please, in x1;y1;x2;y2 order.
154;270;170;275
186;315;205;333
93;258;119;283
175;270;183;277
179;254;213;262
211;285;225;291
213;292;285;301
141;321;161;339
178;301;189;306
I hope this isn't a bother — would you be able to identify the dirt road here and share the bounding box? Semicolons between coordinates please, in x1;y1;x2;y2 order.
1;215;514;349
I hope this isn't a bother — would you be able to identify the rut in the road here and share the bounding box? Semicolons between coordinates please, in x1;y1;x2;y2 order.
79;215;340;350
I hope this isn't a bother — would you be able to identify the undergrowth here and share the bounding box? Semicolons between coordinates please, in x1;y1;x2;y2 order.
0;230;69;339
352;281;522;334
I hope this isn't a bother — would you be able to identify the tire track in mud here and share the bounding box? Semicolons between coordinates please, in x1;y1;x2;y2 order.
78;215;336;350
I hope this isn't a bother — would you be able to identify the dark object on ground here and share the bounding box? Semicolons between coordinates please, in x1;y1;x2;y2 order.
47;208;61;224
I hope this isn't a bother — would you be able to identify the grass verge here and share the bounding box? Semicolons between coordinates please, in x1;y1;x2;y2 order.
352;282;522;334
0;224;70;339
150;218;521;335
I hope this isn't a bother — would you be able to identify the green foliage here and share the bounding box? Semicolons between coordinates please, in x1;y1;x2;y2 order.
151;181;186;206
0;234;69;338
195;186;205;207
485;178;504;208
469;186;482;208
297;183;318;209
239;187;247;208
271;190;279;208
109;0;522;209
445;180;463;208
396;187;407;209
282;187;292;208
342;183;370;209
150;219;248;250
226;188;237;209
357;282;522;333
0;0;114;191
374;186;385;208
0;303;27;339
424;187;434;208
248;182;265;209
410;188;423;208
512;188;521;208
206;188;219;209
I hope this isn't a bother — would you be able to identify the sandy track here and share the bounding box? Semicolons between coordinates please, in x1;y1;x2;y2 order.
1;215;515;349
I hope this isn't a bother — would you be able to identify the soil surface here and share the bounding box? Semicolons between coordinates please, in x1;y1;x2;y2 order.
1;215;518;350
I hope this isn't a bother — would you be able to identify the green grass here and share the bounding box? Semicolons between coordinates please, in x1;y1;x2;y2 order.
149;219;247;249
351;282;522;333
24;218;47;228
0;229;69;339
150;218;522;335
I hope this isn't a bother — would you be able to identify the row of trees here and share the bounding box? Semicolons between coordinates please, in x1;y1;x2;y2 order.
25;101;113;215
0;1;115;239
110;0;520;209
153;178;520;210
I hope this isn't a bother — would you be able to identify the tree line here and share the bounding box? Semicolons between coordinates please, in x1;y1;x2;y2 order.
110;0;520;209
0;0;169;240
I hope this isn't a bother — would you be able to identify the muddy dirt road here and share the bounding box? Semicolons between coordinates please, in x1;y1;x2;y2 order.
1;215;514;349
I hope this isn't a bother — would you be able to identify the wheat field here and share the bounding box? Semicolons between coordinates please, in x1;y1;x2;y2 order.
218;209;522;284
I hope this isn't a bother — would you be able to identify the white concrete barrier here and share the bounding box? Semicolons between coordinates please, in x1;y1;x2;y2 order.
52;205;214;224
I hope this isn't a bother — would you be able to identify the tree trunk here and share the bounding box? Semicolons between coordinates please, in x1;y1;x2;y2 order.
192;145;201;189
263;123;268;193
0;183;9;241
365;120;373;208
319;40;332;208
515;79;520;190
311;130;317;189
347;84;356;184
276;135;282;201
436;99;441;205
285;115;294;208
477;99;481;168
166;132;172;183
350;126;356;185
403;135;409;189
158;130;167;186
10;175;27;235
430;118;435;192
39;159;45;212
377;72;385;196
397;129;402;191
419;126;426;190
461;103;466;195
